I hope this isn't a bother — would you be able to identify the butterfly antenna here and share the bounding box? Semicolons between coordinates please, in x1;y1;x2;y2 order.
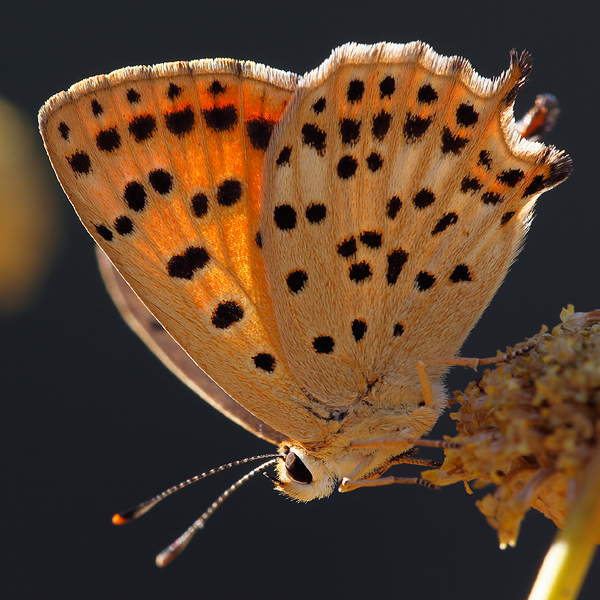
112;454;280;525
155;458;279;567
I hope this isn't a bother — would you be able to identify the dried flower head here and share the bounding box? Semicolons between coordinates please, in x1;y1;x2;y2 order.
423;307;600;548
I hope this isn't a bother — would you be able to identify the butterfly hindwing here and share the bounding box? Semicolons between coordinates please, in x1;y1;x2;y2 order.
262;42;571;407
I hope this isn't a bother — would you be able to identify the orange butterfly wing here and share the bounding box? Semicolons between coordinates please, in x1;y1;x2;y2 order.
39;60;324;442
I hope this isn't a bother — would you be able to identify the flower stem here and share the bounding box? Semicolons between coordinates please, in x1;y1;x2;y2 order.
528;443;600;600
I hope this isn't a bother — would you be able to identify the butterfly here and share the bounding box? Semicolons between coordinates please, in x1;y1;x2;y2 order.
39;41;570;517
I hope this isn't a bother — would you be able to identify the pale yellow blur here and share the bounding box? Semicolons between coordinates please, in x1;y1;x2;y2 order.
0;97;60;313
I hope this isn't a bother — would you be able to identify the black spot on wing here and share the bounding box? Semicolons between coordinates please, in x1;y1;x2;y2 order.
366;153;383;172
165;107;195;136
450;264;472;283
95;224;113;241
372;111;391;141
349;262;372;283
415;271;435;291
379;76;395;98
497;169;525;187
149;169;173;195
253;353;275;373
347;80;364;102
393;323;404;337
96;127;121;152
114;216;133;235
478;150;492;170
209;80;226;95
359;231;382;248
352;319;367;342
191;193;208;217
456;104;479;127
246;118;275;151
217;179;242;206
211;300;244;329
276;146;292;166
482;191;502;205
413;189;435;209
340;118;360;145
306;203;326;224
58;122;69;140
522;175;545;197
302;123;327;154
387;249;408;285
404;113;432;140
167;246;210;279
203;105;238;132
312;98;326;114
124;181;146;211
417;84;438;104
441;127;468;154
431;213;458;235
460;176;482;193
126;89;141;104
68;151;91;174
500;211;515;226
274;205;297;230
337;237;357;258
167;83;181;100
313;336;334;354
286;270;308;293
129;115;156;142
91;100;103;116
337;156;358;179
386;197;402;219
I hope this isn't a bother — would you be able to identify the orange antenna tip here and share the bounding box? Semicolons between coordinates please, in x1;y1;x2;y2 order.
111;502;155;524
112;513;130;525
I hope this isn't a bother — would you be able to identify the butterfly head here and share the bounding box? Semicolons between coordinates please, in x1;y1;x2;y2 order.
267;444;343;501
270;441;390;501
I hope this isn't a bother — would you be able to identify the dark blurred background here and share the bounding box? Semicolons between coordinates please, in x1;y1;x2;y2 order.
2;1;599;598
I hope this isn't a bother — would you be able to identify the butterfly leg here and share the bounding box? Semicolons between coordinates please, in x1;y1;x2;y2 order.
349;437;460;450
395;448;442;469
417;341;538;406
515;94;560;142
338;447;445;493
339;475;439;493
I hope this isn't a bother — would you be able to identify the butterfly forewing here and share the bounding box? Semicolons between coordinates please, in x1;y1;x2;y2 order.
262;42;571;407
40;60;326;441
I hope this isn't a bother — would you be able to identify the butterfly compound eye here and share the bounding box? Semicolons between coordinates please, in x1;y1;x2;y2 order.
285;452;313;484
